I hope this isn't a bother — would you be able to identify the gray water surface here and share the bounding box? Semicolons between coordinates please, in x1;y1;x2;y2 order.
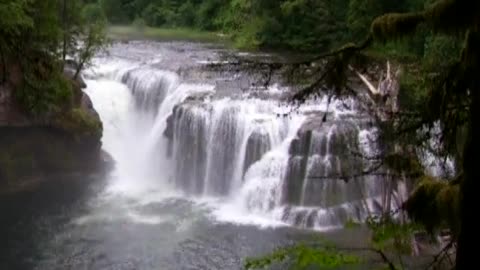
1;41;388;270
1;175;328;270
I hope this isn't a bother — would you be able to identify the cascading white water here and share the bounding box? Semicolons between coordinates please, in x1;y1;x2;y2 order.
417;122;456;178
168;98;291;197
84;45;408;230
164;93;402;229
84;58;214;197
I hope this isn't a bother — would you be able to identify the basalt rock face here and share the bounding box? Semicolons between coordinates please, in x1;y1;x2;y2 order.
243;129;271;177
168;102;210;194
0;126;101;185
0;70;105;191
282;115;371;208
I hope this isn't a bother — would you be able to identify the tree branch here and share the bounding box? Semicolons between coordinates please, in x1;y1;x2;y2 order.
425;240;455;270
0;42;6;83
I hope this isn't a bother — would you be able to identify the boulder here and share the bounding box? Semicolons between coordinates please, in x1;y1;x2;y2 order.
0;70;105;191
282;114;366;207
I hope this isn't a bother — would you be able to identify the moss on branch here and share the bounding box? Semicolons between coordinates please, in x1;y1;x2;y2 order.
404;175;460;236
371;12;425;42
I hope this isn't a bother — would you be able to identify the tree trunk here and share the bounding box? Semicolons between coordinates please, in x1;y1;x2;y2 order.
455;31;480;270
62;0;68;68
73;60;84;81
0;43;6;83
456;84;480;270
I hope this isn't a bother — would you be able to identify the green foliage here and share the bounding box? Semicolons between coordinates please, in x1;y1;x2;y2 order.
245;244;360;270
0;0;107;118
280;0;339;51
72;17;108;79
83;3;108;24
29;0;63;49
99;0;129;24
93;0;472;56
366;216;419;255
404;176;460;235
398;66;426;110
423;34;462;69
96;0;444;53
194;0;224;30
344;219;361;229
177;1;195;27
98;0;348;52
141;3;168;27
424;0;480;34
0;0;33;38
15;58;73;116
371;13;425;43
395;33;462;120
348;0;383;41
231;16;265;50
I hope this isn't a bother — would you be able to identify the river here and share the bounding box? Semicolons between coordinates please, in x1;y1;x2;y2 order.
1;41;402;269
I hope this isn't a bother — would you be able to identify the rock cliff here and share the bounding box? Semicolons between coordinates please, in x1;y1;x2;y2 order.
0;65;106;191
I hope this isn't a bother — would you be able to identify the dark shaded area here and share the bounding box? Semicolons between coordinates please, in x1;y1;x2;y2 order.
0;127;105;190
0;174;105;270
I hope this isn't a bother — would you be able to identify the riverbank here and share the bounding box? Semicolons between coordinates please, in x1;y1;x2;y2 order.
108;25;229;44
107;25;312;58
107;26;416;65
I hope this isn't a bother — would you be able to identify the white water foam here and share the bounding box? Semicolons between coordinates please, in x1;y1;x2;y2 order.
84;52;407;230
85;59;212;200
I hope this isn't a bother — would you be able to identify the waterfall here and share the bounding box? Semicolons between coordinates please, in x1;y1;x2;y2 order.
417;122;456;178
167;99;290;197
85;46;408;230
85;59;214;196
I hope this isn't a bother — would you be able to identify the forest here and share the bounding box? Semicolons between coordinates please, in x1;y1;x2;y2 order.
0;0;479;270
0;0;107;116
101;0;444;53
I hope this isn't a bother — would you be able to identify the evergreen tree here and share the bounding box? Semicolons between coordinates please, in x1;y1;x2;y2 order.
244;1;480;269
281;0;340;51
99;0;129;24
0;0;107;116
347;0;383;40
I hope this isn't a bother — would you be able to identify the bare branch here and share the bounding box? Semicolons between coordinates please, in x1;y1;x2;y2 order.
425;240;455;270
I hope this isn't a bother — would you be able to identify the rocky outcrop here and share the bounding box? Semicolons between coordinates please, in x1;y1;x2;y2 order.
282;115;367;207
243;129;271;176
0;68;106;191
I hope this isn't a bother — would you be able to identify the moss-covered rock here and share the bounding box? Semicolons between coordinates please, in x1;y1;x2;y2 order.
404;175;460;236
53;108;102;139
371;12;425;42
0;65;105;191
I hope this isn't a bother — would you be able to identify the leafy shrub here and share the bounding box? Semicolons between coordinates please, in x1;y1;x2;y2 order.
82;3;107;24
245;244;360;270
15;59;73;116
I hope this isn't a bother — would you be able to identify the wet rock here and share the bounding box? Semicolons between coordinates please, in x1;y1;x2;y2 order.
0;126;104;188
283;156;308;205
243;129;271;176
0;68;105;190
282;114;367;207
170;103;209;194
81;92;100;120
